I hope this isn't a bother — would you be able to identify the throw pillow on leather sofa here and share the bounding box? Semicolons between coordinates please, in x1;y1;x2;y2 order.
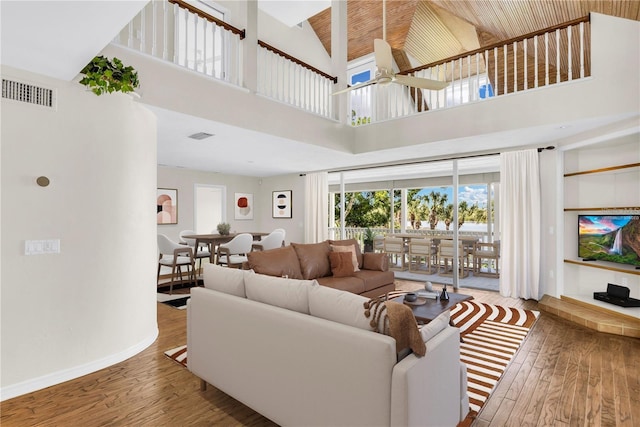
245;239;394;298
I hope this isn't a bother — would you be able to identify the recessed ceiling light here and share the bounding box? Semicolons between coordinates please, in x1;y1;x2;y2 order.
188;132;214;140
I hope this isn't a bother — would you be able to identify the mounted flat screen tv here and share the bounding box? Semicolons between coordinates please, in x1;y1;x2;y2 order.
578;215;640;267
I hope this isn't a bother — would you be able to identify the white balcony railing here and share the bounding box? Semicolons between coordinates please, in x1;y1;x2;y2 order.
257;41;337;120
115;2;590;126
350;16;591;124
329;227;491;248
114;0;336;119
114;0;244;86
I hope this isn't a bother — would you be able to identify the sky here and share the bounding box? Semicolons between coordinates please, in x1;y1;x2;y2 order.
417;185;489;208
578;215;635;235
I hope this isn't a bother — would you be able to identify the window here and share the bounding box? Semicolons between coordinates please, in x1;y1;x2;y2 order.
444;73;493;106
348;63;375;126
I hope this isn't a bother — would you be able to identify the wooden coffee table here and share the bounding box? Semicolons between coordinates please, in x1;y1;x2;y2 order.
393;292;473;325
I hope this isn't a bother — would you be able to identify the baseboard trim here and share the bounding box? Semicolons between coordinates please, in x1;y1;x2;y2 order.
0;328;159;402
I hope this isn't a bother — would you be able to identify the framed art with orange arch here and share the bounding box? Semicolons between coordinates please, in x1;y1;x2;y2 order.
157;188;178;224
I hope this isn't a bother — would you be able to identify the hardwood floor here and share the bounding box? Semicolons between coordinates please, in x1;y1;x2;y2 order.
2;282;638;426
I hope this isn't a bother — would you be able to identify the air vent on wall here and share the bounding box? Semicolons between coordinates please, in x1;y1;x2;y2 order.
188;132;214;140
2;79;55;108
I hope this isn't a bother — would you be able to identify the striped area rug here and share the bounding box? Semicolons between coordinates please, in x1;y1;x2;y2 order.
450;300;539;414
164;344;187;367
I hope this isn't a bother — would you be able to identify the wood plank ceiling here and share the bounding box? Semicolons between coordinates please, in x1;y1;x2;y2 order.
308;0;640;69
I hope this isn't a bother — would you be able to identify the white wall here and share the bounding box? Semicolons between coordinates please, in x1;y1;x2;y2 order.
260;173;306;244
537;148;560;299
157;167;305;244
1;66;158;400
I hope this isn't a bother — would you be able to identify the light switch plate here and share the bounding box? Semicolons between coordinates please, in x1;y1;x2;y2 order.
25;239;60;255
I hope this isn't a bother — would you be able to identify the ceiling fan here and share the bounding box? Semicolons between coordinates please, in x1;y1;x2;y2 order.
333;0;449;95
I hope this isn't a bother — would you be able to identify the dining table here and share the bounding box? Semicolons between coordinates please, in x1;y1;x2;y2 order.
182;232;269;263
389;233;479;247
388;233;480;275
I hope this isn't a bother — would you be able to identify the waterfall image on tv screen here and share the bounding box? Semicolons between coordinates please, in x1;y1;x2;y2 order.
578;215;640;267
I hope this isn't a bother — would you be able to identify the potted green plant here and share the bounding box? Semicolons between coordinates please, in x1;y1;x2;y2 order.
217;222;231;236
79;55;139;96
363;227;375;252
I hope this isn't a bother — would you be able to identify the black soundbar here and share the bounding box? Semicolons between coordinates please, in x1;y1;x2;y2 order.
593;283;640;308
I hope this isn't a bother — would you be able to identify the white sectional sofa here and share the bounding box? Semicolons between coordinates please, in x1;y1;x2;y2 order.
188;264;469;427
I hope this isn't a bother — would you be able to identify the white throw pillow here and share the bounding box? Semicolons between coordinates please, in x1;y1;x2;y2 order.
244;272;315;314
203;264;248;298
308;284;373;331
419;310;450;343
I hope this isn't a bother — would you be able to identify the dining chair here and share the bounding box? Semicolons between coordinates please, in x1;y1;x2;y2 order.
252;229;285;251
408;238;437;274
373;234;385;253
216;233;253;268
383;237;408;271
273;228;286;245
179;229;212;273
473;240;500;277
157;234;197;294
437;239;469;277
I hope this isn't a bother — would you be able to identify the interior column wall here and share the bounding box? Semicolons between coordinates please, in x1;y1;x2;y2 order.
1;66;158;399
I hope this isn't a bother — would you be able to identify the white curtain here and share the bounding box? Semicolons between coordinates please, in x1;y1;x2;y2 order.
499;150;541;300
304;172;329;243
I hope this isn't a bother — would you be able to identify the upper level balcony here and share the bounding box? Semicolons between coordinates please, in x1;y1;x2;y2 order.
106;1;638;161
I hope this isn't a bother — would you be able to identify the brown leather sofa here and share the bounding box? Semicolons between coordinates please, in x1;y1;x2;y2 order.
244;239;395;298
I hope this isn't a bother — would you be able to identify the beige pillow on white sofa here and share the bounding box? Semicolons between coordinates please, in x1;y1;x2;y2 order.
308;284;373;331
419;310;451;344
203;264;249;298
245;272;316;314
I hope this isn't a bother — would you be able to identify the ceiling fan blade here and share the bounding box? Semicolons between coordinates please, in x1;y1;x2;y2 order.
332;79;378;95
374;38;393;71
393;74;449;90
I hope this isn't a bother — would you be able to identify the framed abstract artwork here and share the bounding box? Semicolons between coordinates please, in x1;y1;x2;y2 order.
272;190;292;218
157;188;178;224
234;193;254;220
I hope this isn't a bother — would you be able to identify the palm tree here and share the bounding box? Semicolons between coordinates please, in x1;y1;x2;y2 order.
441;200;476;229
442;204;454;230
426;191;448;230
407;190;429;229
